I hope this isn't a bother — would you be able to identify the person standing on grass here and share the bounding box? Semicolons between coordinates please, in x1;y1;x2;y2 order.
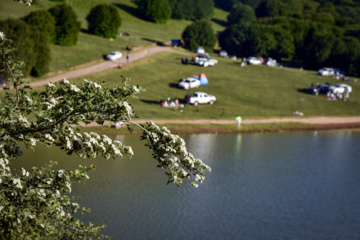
236;115;242;129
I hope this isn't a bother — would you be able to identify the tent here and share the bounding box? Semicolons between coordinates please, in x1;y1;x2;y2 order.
198;73;208;85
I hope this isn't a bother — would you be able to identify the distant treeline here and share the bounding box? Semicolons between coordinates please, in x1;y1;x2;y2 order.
215;0;360;76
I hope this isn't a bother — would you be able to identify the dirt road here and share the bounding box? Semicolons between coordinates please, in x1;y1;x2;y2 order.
30;46;179;88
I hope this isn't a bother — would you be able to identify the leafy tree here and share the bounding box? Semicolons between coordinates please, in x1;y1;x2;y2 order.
169;0;214;21
0;31;210;239
48;4;81;46
219;23;260;57
22;10;55;42
182;21;216;52
86;4;121;38
214;0;263;11
137;0;172;24
227;3;256;25
0;18;50;77
265;0;303;17
168;0;191;19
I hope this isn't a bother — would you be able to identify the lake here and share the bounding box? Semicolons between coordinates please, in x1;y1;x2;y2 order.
13;130;360;240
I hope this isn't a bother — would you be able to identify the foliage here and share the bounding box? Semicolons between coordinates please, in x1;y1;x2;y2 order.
48;4;81;46
0;32;210;238
219;23;260;57
137;0;172;24
168;0;214;21
0;18;50;77
22;10;55;42
182;21;216;52
217;0;360;76
12;0;32;6
227;2;257;25
86;4;121;39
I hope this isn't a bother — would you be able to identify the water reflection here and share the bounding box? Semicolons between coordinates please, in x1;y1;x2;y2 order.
10;131;360;240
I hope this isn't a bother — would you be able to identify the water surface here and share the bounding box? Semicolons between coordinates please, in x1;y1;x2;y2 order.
14;130;360;240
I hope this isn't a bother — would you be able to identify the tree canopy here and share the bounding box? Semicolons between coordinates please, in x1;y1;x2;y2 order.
137;0;172;24
0;31;210;238
86;4;121;38
22;10;55;42
48;4;81;46
218;0;360;76
182;21;216;52
0;18;50;77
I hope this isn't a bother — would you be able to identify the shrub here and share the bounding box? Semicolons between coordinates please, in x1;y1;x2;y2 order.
182;21;216;52
48;4;81;46
23;10;56;42
0;18;50;77
86;4;121;38
137;0;172;24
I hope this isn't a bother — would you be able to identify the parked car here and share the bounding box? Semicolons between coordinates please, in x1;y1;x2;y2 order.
178;77;200;90
317;67;334;76
247;57;262;65
185;92;216;105
329;83;352;94
195;47;205;54
264;58;277;67
194;53;218;67
219;50;228;57
307;83;330;95
105;51;122;61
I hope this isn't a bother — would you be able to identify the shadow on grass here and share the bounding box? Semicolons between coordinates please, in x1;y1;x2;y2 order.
297;88;313;95
140;99;161;105
81;28;89;34
141;38;166;46
211;18;228;27
113;3;144;19
169;83;180;89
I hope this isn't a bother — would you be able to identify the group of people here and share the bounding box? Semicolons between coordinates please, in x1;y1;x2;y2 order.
326;89;350;101
160;99;179;108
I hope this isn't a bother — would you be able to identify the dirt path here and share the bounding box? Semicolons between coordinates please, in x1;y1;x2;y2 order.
30;46;180;88
81;116;360;128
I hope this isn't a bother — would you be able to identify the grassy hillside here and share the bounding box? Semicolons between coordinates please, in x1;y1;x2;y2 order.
2;1;359;120
53;51;360;119
0;0;228;73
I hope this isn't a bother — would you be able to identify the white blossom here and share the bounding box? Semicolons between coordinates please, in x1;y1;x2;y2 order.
22;168;29;177
13;178;22;189
29;138;36;146
123;101;133;117
62;78;69;84
94;83;102;89
70;84;80;92
25;96;33;104
0;32;4;40
45;134;55;142
65;137;72;150
47;82;56;88
132;85;140;93
102;135;112;145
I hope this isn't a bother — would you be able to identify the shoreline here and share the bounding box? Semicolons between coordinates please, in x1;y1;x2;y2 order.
80;118;360;135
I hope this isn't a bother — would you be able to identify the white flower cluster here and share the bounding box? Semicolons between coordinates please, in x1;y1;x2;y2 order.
84;79;102;89
141;121;211;187
59;124;133;159
123;101;133;118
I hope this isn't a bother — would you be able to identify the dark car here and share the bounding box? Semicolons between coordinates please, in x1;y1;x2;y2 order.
308;83;330;95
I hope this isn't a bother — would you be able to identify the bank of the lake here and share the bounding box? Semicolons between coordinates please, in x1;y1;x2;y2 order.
80;120;360;135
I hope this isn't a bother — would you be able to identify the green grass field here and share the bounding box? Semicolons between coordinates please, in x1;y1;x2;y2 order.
59;51;360;120
1;0;359;121
0;0;228;72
